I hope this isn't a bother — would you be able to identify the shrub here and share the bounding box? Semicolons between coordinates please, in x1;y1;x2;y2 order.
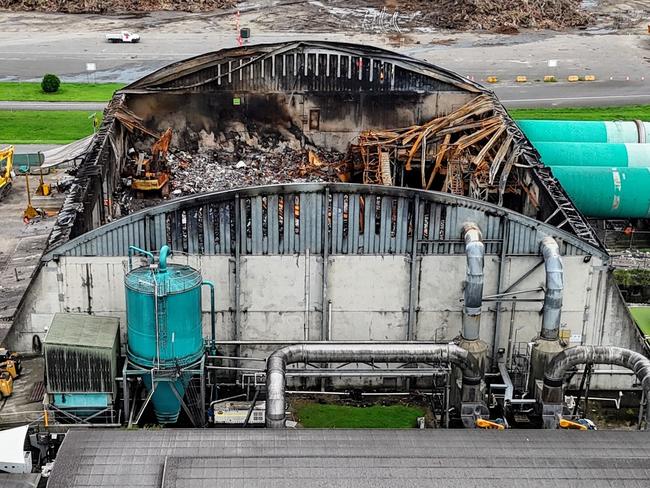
41;74;61;93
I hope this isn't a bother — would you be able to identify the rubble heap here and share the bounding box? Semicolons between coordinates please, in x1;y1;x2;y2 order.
116;121;345;215
0;0;235;13
403;0;591;30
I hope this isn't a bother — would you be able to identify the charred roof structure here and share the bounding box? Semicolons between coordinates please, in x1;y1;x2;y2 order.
6;42;648;429
47;40;600;252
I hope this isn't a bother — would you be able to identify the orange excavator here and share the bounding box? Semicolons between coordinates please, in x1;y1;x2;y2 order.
132;128;172;197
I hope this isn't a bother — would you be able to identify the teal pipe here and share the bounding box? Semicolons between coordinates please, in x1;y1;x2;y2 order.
517;120;650;143
202;280;216;355
128;246;154;271
158;245;170;273
534;142;650;167
551;166;650;218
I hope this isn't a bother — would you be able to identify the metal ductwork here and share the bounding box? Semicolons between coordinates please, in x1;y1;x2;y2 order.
462;223;484;342
540;236;563;340
541;346;650;429
265;343;487;428
529;236;565;394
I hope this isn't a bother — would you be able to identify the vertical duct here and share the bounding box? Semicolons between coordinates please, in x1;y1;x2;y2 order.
458;223;488;374
462;223;484;342
540;236;563;340
529;236;565;394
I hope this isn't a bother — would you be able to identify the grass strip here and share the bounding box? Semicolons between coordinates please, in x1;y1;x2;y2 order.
509;105;650;121
295;403;426;428
0;110;101;144
0;82;123;102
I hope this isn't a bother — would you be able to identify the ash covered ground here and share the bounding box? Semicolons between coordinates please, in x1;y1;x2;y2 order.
117;121;347;215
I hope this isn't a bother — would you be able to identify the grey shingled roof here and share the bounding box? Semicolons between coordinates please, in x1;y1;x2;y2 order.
48;429;650;488
44;313;119;349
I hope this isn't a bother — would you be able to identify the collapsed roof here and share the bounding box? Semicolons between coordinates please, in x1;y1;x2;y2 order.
48;41;602;251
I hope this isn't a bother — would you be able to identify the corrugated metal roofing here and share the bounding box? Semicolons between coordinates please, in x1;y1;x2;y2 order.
48;429;650;488
44;313;120;349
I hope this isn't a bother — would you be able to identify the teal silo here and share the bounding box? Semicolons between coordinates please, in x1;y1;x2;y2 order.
534;142;650;167
517;120;650;143
125;245;206;423
551;166;650;219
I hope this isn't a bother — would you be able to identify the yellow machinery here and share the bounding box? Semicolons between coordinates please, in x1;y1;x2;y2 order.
132;128;172;196
0;359;20;380
0;349;21;380
475;418;507;430
559;417;596;430
0;145;14;200
0;371;13;399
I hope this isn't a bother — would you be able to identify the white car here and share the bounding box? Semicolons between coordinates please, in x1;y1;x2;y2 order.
106;31;140;43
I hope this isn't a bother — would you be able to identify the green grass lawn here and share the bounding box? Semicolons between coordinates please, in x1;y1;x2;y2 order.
629;306;650;336
295;403;426;428
0;82;123;102
0;111;100;144
509;105;650;121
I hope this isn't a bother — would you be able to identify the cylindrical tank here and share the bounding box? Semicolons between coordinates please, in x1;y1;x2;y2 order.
551;166;650;218
125;246;205;423
517;120;650;143
535;141;650;167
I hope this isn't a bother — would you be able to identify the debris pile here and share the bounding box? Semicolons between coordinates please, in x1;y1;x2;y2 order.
116;120;346;215
349;94;532;205
403;0;592;30
0;0;235;13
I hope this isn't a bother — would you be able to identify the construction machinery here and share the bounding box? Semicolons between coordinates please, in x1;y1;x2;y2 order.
0;371;13;399
131;128;172;197
0;349;22;380
0;145;14;200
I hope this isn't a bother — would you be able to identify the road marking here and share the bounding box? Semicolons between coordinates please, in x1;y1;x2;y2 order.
501;94;650;103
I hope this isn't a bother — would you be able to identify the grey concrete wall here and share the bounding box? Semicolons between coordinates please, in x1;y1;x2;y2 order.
8;251;644;392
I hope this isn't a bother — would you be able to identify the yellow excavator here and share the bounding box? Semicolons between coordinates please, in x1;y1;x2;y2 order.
0;145;14;200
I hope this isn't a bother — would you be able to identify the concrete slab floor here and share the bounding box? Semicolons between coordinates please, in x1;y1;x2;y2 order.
0;356;44;426
0;169;62;339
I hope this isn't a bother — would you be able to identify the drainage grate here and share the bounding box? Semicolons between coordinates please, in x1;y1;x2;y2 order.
29;381;45;403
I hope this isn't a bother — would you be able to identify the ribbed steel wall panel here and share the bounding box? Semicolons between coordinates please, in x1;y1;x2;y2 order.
155;49;461;94
43;184;604;261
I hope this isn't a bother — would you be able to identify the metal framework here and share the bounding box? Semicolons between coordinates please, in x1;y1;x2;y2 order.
122;355;206;427
45;41;602;253
43;183;605;260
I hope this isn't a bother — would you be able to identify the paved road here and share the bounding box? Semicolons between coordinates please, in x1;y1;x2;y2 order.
0;101;107;111
0;9;649;109
3;80;650;110
493;80;650;108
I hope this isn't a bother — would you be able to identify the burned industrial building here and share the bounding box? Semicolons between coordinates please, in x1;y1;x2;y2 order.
2;42;649;456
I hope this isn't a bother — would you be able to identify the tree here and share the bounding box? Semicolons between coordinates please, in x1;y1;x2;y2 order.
41;74;61;93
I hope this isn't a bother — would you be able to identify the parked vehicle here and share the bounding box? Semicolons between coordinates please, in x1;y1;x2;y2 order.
106;31;140;43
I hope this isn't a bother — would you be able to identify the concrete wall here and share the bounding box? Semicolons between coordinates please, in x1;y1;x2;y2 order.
127;91;474;154
8;251;643;391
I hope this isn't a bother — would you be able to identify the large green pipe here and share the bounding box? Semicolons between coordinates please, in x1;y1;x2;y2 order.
551;166;650;218
517;120;650;143
535;142;650;167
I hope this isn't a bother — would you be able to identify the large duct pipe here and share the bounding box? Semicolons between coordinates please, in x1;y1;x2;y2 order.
529;237;565;394
540;236;563;340
542;346;650;429
462;223;484;342
265;343;485;428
